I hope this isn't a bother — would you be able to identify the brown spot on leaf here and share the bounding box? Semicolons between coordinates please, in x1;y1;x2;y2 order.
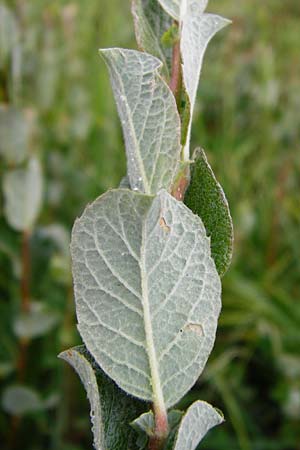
159;217;170;232
186;323;204;337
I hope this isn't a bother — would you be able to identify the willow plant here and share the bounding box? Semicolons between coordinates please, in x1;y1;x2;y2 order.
59;1;233;449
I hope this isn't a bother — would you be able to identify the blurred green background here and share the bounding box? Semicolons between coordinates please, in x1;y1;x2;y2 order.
0;0;299;449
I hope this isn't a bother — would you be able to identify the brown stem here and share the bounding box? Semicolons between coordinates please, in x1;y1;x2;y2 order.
169;28;190;202
169;38;182;106
8;231;32;447
21;230;31;313
17;230;31;382
149;406;169;450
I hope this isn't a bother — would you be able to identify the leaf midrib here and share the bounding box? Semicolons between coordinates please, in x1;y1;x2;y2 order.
113;54;151;194
140;209;166;414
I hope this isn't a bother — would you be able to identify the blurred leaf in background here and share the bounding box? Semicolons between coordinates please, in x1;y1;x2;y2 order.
0;0;299;450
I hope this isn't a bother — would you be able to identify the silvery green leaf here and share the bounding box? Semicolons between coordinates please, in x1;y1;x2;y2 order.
13;303;59;339
100;49;181;195
173;400;224;450
59;347;104;450
3;156;43;232
184;148;233;276
131;0;172;77
181;2;230;158
59;346;145;450
157;0;208;21
132;411;155;437
71;188;221;408
156;0;181;20
1;385;44;415
0;105;30;165
132;409;183;436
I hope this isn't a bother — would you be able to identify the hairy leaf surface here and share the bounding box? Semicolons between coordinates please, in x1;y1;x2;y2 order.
181;1;230;158
3;157;43;231
131;0;172;77
173;400;224;450
184;148;233;276
132;409;183;436
157;0;208;21
71;188;221;408
156;0;181;20
100;49;181;195
59;346;145;450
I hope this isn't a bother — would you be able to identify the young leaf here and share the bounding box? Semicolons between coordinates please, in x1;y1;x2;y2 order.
173;400;224;450
132;409;183;437
181;1;230;157
184;148;233;276
131;0;172;77
156;0;182;21
100;49;181;195
3;156;43;232
157;0;211;21
131;409;183;449
71;188;221;409
59;346;145;450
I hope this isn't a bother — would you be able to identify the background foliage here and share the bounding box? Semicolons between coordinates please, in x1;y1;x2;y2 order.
0;0;299;449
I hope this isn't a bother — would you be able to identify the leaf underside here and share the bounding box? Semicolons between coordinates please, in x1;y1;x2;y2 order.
173;400;224;450
100;48;181;195
59;345;145;450
180;1;230;158
184;148;233;277
132;409;183;437
71;188;221;408
156;0;181;20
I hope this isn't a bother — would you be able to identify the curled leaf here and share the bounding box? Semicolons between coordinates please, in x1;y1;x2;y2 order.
173;400;224;450
59;346;145;450
181;1;230;157
100;48;181;195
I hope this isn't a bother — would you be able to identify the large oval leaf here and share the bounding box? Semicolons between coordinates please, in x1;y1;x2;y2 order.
100;49;181;195
184;148;233;276
59;346;145;450
71;189;221;408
